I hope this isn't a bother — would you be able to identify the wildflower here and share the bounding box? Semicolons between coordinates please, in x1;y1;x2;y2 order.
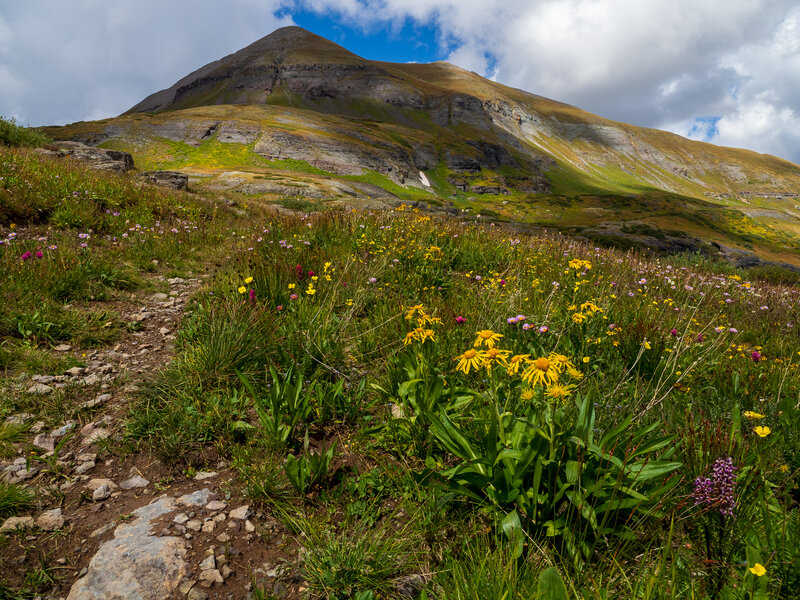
522;323;533;330
743;411;764;420
751;351;761;362
582;356;590;364
692;457;737;516
545;384;574;401
520;389;535;401
368;277;377;283
506;354;530;375
405;304;425;320
481;347;510;370
780;464;790;473
572;313;587;324
244;277;253;284
455;349;484;374
238;286;246;294
538;325;548;333
521;357;559;388
455;316;467;324
670;328;678;336
20;251;32;261
753;426;771;437
277;305;283;311
35;251;43;258
474;330;503;348
248;289;256;302
306;285;316;296
290;294;298;300
749;564;766;577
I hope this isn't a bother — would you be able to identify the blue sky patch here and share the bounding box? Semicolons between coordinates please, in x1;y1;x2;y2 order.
687;116;721;142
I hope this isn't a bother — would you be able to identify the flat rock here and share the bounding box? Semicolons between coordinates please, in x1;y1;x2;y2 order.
93;483;114;501
33;434;56;452
120;475;150;490
66;494;191;600
27;383;53;395
228;505;250;520
86;478;118;492
0;516;34;533
83;428;111;445
52;421;76;438
176;489;213;507
36;508;65;531
205;500;226;512
194;471;217;481
75;461;96;475
81;393;111;410
198;569;223;584
54;344;72;352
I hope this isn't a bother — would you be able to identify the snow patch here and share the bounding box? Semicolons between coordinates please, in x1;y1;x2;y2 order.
419;171;431;187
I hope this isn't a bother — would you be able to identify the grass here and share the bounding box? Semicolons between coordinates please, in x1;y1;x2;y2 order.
1;144;800;599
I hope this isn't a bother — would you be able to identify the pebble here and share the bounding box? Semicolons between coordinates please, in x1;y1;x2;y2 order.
27;383;53;395
0;516;35;532
36;508;65;531
194;471;217;481
205;500;226;511
74;461;96;475
201;521;216;533
198;569;223;584
92;483;113;501
54;344;72;352
173;514;190;524
120;474;150;490
51;421;76;438
199;554;216;570
186;520;202;532
228;505;250;520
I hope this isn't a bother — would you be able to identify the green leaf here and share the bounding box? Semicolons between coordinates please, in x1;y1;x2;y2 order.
536;567;568;600
501;509;524;559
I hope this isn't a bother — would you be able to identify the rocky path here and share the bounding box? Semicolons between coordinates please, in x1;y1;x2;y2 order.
0;275;299;599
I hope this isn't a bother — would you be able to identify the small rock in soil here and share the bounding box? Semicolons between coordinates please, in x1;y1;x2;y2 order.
120;474;150;490
229;505;250;520
27;383;53;395
36;508;65;531
0;516;34;532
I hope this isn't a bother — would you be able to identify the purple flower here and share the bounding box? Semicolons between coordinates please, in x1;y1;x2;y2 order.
692;457;737;517
248;289;256;303
20;251;32;261
751;351;761;363
670;328;678;336
455;316;467;324
35;251;43;259
538;325;548;333
290;294;298;300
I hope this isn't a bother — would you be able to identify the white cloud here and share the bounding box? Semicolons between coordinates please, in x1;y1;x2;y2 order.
298;0;800;163
0;1;292;126
1;1;799;164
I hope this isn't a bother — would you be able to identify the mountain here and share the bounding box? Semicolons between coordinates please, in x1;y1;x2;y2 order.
46;26;800;266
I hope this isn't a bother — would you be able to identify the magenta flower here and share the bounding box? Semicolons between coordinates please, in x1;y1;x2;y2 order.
670;328;678;336
538;325;548;333
751;351;761;363
290;294;298;300
35;251;43;258
277;305;283;311
692;457;737;517
248;289;256;303
455;316;467;324
20;251;32;261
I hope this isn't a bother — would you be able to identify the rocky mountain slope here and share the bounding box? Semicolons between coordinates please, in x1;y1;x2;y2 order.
46;26;800;265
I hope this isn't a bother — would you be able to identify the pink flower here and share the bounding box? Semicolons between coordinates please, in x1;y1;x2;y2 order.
277;305;283;311
455;316;467;324
20;251;32;261
751;351;761;363
35;251;43;258
248;289;256;303
290;294;298;300
670;328;678;336
538;325;548;333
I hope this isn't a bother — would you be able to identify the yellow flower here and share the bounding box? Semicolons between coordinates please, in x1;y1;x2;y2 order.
506;354;530;376
455;348;484;374
545;384;574;401
753;426;771;437
474;330;503;348
548;353;574;373
644;341;652;350
481;347;510;370
520;389;535;401
521;357;559;388
567;367;584;380
405;304;425;320
780;464;790;473
237;286;246;294
749;563;766;577
582;356;590;364
306;286;316;296
288;283;296;289
244;277;253;284
572;312;588;324
743;411;765;420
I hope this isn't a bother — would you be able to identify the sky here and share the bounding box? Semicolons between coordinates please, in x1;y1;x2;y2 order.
1;1;799;164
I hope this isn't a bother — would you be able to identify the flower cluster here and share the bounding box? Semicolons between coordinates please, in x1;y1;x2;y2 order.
692;457;737;517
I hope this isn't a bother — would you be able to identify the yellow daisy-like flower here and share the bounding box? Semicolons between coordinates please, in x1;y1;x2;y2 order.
521;357;559;388
743;411;764;420
749;563;766;577
545;384;574;401
405;304;425;320
415;328;436;344
567;366;584;380
520;388;535;401
474;330;503;348
237;286;246;294
244;277;253;284
306;286;316;296
403;331;416;346
754;426;771;437
288;283;296;289
572;313;588;324
481;347;510;370
506;354;530;376
455;348;484;374
644;341;652;350
548;353;575;373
